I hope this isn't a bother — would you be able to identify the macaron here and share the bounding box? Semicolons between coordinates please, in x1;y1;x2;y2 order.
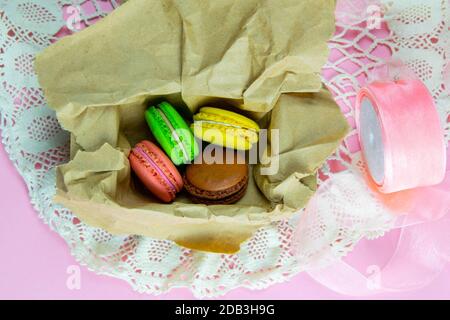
129;140;183;203
145;101;199;166
183;149;249;205
191;107;260;150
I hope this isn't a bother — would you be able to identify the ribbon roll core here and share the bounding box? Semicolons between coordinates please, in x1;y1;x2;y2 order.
356;80;446;193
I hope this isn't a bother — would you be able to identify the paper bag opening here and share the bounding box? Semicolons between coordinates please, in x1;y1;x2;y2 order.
35;0;349;253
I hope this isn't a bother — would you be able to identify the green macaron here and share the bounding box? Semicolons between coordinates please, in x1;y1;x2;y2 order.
145;102;199;166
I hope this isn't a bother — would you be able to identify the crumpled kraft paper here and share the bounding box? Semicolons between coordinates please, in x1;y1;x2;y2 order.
35;0;349;253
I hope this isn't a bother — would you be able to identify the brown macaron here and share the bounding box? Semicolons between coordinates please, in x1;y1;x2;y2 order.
184;149;249;205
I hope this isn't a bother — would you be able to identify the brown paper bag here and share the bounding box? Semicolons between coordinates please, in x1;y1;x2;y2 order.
35;0;349;253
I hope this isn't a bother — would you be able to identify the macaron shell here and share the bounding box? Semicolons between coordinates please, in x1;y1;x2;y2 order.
185;154;248;192
159;102;199;162
129;141;183;203
192;107;260;150
145;103;198;165
191;123;253;150
196;107;260;131
188;179;249;205
129;153;174;202
184;151;248;204
184;174;248;202
145;107;180;164
140;140;183;190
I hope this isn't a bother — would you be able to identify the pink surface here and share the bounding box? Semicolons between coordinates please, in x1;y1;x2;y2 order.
1;142;450;299
1;1;449;300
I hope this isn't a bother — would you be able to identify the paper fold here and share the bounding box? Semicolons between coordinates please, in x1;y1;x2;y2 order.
36;0;348;253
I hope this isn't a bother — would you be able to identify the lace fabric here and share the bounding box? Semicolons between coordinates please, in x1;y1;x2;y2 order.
386;0;450;138
0;0;447;297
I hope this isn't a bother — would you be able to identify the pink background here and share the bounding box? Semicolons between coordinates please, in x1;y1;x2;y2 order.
1;143;449;300
1;1;449;300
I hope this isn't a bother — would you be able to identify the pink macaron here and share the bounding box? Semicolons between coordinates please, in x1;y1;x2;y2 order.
129;140;183;203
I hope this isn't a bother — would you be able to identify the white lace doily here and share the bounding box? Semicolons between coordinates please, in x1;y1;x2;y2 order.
0;0;448;297
386;0;450;138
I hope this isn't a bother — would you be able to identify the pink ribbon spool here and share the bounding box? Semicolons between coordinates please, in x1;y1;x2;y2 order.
356;79;447;193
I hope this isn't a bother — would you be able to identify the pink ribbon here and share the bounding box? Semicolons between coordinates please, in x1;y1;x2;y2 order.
304;150;450;296
356;79;446;193
307;0;450;296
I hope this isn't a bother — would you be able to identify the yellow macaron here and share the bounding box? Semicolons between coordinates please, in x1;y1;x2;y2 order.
191;107;260;150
